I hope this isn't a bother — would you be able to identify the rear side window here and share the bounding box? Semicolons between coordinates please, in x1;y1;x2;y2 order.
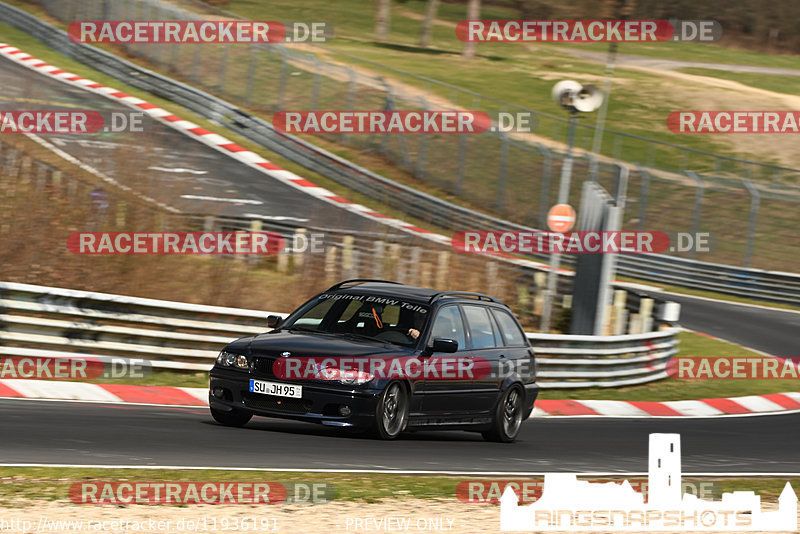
491;309;527;346
462;305;501;349
430;306;466;350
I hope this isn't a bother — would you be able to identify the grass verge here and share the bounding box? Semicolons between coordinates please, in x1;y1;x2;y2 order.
0;467;796;505
540;331;800;401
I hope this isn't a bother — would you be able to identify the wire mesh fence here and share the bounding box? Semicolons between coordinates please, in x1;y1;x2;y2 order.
18;0;800;272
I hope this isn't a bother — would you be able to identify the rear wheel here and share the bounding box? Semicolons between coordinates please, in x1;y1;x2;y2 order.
210;407;252;427
370;382;409;440
482;385;524;443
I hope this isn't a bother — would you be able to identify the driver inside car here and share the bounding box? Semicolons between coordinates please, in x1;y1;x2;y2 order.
364;304;421;343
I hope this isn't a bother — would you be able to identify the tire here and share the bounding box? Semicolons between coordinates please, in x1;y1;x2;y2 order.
370;382;409;440
482;385;524;443
210;407;252;427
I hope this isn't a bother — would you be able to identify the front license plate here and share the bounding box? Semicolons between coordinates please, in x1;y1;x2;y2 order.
249;379;302;398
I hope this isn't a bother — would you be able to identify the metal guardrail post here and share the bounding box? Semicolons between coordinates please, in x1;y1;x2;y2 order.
340;66;357;144
646;144;656;168
152;2;166;67
244;43;258;106
414;96;429;179
535;143;553;229
634;164;651;232
496;133;509;213
218;43;230;92
685;171;705;260
612;135;622;159
615;164;629;210
276;47;289;110
741;178;761;268
187;38;201;83
586;154;599;182
454;133;467;195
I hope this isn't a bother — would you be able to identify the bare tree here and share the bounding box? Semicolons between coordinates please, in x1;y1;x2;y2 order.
419;0;440;48
375;0;391;42
461;0;481;58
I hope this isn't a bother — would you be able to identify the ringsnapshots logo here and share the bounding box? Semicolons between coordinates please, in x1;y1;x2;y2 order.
500;434;798;531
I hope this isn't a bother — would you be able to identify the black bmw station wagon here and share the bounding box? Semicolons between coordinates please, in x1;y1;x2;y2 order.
209;280;538;441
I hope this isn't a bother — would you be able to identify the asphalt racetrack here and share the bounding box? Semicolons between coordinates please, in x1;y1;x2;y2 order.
647;292;800;358
2;399;799;473
0;54;376;232
2;45;799;476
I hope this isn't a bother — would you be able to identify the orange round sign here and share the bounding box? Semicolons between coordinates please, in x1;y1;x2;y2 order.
547;204;576;232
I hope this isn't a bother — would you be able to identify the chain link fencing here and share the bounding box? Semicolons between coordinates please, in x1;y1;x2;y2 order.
23;0;800;273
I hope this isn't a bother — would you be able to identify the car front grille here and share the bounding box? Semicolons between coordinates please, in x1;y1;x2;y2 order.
243;393;311;414
250;357;275;378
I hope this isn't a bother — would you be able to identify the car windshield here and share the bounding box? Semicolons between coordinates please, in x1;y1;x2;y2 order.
282;293;430;347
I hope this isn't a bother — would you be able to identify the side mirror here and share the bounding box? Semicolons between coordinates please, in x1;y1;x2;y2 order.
430;338;458;353
267;315;283;328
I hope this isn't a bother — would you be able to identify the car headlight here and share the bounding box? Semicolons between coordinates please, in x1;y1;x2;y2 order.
217;351;249;369
315;365;373;385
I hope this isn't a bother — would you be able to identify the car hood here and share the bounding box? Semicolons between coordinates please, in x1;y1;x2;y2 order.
229;330;413;358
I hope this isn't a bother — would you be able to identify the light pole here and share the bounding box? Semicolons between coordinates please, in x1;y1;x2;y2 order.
540;81;603;333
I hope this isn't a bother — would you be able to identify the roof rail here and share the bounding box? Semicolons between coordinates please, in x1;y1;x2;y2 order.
429;291;499;304
325;279;403;291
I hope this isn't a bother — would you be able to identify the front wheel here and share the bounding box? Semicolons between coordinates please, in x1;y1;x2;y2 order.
370;382;409;440
482;385;524;443
210;407;252;427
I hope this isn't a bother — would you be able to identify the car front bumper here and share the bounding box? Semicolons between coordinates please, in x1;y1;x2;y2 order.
209;369;382;428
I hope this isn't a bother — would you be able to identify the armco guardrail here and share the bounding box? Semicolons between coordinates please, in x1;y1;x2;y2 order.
0;281;283;372
528;330;679;389
0;282;679;388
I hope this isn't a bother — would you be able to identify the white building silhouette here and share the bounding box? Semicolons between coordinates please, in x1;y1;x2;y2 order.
500;433;798;531
649;433;681;506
